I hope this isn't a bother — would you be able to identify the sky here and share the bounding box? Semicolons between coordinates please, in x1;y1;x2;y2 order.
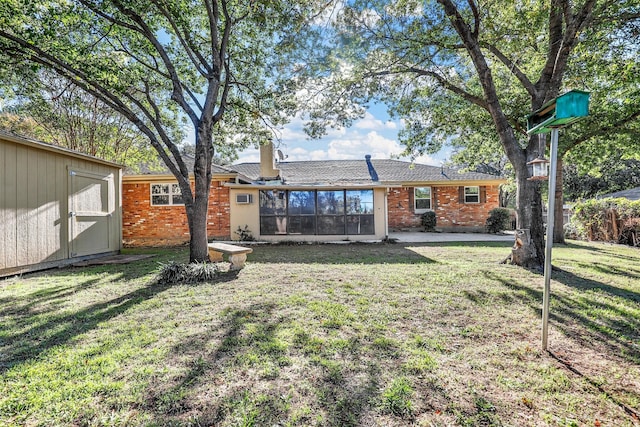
232;103;452;166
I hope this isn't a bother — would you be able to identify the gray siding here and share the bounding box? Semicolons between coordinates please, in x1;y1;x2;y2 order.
0;135;122;276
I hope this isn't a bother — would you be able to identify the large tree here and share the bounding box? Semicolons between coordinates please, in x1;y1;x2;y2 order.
1;71;161;168
301;0;639;268
0;0;320;262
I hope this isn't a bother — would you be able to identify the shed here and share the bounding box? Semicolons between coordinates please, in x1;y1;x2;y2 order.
1;132;122;277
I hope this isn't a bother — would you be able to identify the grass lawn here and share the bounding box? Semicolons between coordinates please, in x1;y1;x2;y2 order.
1;240;639;426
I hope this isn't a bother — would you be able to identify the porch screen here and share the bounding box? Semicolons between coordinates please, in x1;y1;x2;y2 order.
259;189;374;236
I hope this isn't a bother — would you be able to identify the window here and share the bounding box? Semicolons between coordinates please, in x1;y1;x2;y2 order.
317;191;345;234
259;190;287;234
464;186;480;203
151;183;184;206
414;187;432;212
258;189;375;236
346;190;374;234
288;191;316;234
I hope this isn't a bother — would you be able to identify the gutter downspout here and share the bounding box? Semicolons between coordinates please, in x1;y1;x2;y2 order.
384;187;389;239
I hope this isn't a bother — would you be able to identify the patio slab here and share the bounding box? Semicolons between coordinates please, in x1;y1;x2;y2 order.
388;231;514;243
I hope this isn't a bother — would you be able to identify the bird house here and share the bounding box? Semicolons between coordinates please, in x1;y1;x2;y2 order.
527;90;590;135
527;157;550;180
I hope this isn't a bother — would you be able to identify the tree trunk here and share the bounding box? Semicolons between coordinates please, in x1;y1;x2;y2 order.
553;157;565;244
186;124;214;263
511;160;545;269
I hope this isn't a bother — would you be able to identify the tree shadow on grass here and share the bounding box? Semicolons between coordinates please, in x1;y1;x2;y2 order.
0;279;172;373
483;270;640;364
563;241;640;263
0;268;240;374
572;261;640;281
143;302;292;424
143;303;455;426
553;266;640;302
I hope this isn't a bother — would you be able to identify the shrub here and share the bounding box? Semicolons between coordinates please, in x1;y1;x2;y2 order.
234;225;255;241
485;208;511;233
563;222;584;241
156;261;220;284
571;198;640;245
421;211;437;232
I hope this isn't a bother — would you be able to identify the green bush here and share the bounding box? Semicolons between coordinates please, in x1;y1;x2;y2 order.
485;208;511;233
571;198;640;244
156;261;221;284
234;225;255;241
563;222;584;240
421;211;437;232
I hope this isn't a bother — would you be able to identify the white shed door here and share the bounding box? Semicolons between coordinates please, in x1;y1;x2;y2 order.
68;168;115;257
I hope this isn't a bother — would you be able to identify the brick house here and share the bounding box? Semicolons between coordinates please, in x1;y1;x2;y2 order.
122;162;240;246
122;144;505;245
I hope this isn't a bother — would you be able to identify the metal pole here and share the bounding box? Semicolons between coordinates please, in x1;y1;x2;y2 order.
542;128;559;351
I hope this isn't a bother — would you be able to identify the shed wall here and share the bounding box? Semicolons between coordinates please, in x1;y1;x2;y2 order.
0;137;122;276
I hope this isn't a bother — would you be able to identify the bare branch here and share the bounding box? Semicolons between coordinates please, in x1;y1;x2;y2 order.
367;67;489;111
104;0;199;124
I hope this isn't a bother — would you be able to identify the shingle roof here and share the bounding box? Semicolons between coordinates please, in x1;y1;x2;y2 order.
125;154;239;176
232;159;503;186
596;186;640;201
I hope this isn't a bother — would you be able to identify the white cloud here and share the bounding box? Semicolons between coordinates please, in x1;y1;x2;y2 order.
412;154;440;166
354;111;395;131
233;106;446;166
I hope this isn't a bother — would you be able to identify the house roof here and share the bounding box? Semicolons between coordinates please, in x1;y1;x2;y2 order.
231;159;504;186
123;154;256;183
125;154;238;176
596;186;640;201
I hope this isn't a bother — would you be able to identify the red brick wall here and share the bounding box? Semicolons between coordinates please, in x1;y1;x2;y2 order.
387;185;501;231
387;187;422;229
122;180;231;247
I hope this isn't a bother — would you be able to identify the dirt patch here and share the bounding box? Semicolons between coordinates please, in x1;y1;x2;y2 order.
72;254;155;266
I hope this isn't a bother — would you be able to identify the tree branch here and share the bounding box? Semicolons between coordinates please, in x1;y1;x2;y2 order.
480;42;536;97
148;0;212;76
106;0;199;124
564;110;640;154
0;29;191;183
468;0;480;39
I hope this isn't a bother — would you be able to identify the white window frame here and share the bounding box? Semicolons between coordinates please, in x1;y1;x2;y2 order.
414;187;432;213
150;183;184;206
464;186;480;204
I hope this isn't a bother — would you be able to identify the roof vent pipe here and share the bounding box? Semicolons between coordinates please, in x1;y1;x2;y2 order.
365;154;379;182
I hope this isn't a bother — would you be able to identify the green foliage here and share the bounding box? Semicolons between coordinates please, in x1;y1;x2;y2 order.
156;261;221;284
234;225;255;242
563;222;585;241
0;0;329;262
485;208;511;234
420;211;437;232
0;72;159;168
564;160;640;201
380;377;414;417
571;198;640;245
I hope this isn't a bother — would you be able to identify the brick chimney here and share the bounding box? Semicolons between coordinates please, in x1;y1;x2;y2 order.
259;141;280;180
